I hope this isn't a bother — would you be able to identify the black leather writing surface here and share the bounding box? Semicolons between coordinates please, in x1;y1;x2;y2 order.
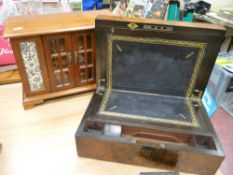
111;38;200;97
100;90;198;126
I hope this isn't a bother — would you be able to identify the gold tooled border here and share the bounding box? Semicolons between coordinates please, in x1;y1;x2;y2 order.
99;35;206;127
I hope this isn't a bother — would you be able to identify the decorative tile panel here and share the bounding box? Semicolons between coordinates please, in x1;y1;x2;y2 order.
20;41;44;91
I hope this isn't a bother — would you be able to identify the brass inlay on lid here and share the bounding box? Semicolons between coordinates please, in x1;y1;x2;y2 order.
128;23;139;30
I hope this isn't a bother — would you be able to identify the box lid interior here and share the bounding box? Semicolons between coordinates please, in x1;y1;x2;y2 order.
109;35;204;98
95;16;225;128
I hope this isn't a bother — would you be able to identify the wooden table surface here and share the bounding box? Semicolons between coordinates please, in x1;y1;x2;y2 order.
0;83;223;175
0;70;20;85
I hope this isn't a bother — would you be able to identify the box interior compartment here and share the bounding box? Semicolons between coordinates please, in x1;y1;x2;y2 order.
98;35;206;127
100;90;198;126
83;120;217;151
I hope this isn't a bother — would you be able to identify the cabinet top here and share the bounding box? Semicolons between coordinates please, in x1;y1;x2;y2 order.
4;10;111;38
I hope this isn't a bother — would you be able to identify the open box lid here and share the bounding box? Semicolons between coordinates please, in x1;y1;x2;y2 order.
95;16;225;99
94;16;225;129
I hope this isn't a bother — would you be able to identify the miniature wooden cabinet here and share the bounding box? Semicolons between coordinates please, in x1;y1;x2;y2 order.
4;10;110;109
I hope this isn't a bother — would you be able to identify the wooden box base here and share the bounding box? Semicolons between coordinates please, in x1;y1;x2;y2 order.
76;121;223;175
76;136;223;175
23;84;96;109
75;94;224;175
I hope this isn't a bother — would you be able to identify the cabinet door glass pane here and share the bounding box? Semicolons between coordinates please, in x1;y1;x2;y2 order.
80;69;86;82
50;39;57;54
86;35;92;49
20;41;45;91
88;68;93;80
78;35;84;50
55;73;62;86
87;52;92;65
59;38;66;52
64;71;70;84
61;56;68;69
79;53;85;66
52;57;59;70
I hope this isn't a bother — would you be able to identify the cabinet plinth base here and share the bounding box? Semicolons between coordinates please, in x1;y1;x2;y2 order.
23;84;96;109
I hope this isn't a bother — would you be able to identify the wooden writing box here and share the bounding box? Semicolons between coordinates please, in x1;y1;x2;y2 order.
75;16;226;175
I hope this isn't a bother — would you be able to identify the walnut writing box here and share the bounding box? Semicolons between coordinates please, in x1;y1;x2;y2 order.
75;16;225;175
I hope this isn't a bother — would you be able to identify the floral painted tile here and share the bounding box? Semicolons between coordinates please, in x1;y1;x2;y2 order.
20;41;44;91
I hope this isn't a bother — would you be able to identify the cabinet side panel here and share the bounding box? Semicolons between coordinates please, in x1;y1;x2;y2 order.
10;36;50;96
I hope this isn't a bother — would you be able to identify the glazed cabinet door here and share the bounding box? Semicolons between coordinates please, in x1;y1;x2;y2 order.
43;34;75;91
72;30;96;86
11;36;50;96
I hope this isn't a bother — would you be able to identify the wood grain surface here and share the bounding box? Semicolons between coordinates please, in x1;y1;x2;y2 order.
0;83;223;175
96;15;225;30
4;10;111;38
0;70;20;85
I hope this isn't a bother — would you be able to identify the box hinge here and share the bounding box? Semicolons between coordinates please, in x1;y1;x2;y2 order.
192;89;203;99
